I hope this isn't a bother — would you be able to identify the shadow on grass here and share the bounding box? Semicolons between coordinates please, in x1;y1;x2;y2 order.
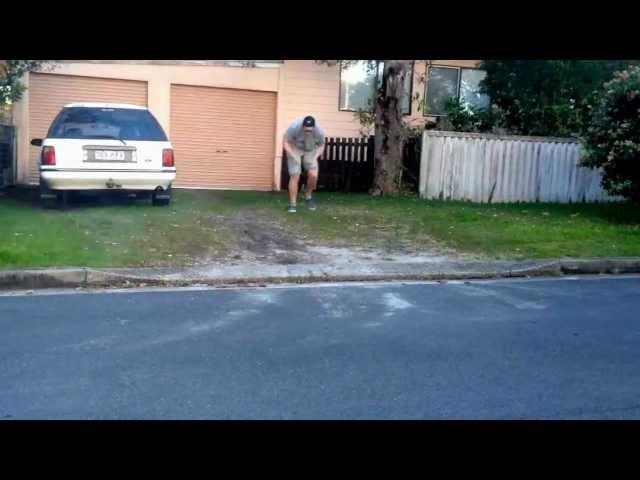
0;185;156;210
511;200;640;226
3;185;638;226
579;202;640;225
0;186;40;208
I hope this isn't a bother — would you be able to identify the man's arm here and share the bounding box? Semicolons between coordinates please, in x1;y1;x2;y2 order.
314;130;326;160
283;138;296;157
283;123;298;157
314;139;326;160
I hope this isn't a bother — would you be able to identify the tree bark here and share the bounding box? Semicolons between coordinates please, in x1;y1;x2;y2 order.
371;60;411;196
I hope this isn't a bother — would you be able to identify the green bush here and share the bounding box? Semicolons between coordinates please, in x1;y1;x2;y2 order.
580;66;640;202
1;61;52;106
479;60;639;137
441;98;501;134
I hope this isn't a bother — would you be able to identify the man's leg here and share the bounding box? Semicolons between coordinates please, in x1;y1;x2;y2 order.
288;174;300;205
305;170;318;200
287;150;302;211
302;149;320;210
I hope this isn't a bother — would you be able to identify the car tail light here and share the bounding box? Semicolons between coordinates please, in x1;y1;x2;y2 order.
42;146;56;166
162;149;174;167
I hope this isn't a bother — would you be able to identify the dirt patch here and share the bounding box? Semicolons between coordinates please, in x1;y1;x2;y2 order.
304;245;457;264
204;212;312;265
232;215;303;257
201;211;463;267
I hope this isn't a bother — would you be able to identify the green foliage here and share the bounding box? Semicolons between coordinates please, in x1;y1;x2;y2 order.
441;97;503;133
478;60;640;137
579;66;640;202
0;60;53;106
354;106;375;137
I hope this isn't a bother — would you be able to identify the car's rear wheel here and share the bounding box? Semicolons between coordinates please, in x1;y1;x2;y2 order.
152;187;171;206
40;182;69;209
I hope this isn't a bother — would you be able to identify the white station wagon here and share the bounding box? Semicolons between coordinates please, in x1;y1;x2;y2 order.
32;103;176;207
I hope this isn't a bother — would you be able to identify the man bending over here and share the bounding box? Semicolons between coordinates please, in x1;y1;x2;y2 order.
283;115;325;213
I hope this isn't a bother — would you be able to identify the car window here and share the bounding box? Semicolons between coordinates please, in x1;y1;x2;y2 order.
47;107;168;141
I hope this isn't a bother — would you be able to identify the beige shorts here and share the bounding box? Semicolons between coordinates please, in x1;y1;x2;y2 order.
286;148;321;177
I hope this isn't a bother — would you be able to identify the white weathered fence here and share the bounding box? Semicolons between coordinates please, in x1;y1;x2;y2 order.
419;131;617;203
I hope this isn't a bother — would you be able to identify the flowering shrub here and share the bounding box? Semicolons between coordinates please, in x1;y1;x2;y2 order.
580;66;640;202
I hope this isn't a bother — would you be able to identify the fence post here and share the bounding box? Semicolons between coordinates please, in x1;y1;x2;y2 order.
336;138;345;191
327;137;337;191
344;137;354;192
367;135;375;188
280;148;288;192
419;131;428;198
355;138;365;189
0;125;16;188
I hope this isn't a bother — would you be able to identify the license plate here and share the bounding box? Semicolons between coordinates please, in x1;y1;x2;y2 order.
94;150;126;161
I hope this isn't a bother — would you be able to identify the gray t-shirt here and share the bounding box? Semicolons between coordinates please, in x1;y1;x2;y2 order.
285;118;325;152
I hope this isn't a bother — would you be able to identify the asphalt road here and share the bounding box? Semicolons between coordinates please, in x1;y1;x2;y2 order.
1;276;640;419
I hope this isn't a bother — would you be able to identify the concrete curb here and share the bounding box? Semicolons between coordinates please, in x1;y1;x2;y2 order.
0;268;88;290
2;258;640;291
0;268;169;290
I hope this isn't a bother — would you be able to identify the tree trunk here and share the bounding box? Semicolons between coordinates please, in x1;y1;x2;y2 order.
371;60;411;196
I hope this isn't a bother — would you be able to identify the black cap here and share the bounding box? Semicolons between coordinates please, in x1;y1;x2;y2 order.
303;116;316;128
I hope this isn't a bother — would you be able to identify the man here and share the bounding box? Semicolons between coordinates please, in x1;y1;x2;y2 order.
283;115;325;213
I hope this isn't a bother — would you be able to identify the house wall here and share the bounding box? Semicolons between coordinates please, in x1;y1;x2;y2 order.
273;61;363;190
13;62;280;185
272;60;480;189
277;60;480;137
13;59;481;189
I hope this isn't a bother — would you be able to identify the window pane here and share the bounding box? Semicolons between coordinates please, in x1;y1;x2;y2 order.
47;107;167;141
425;67;460;116
460;69;490;110
339;61;377;111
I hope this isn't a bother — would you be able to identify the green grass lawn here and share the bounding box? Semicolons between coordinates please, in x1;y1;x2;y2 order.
261;192;640;260
0;189;236;268
1;188;639;268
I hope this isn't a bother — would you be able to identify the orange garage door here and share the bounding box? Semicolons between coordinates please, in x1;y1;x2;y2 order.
27;73;148;184
170;84;276;190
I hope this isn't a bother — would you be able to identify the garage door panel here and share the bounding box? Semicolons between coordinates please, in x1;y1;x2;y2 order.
170;84;276;190
27;73;147;184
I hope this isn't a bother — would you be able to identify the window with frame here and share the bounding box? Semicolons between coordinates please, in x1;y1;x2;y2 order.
460;68;490;110
339;61;413;115
424;65;489;116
